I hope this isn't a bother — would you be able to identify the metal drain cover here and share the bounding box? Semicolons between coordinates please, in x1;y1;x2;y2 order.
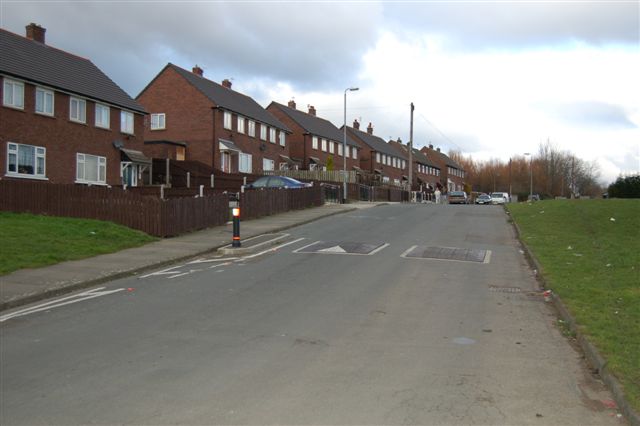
402;246;490;263
489;286;522;293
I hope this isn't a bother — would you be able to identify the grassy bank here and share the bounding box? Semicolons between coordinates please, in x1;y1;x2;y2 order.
0;212;157;275
507;199;640;411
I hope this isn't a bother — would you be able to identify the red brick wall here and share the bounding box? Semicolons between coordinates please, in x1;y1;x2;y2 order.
347;129;407;183
1;79;145;186
420;146;464;191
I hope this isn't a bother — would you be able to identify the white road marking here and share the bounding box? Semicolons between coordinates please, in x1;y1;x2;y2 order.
318;245;347;253
292;241;325;253
400;245;418;258
368;243;391;255
240;237;306;260
139;265;183;278
483;250;493;264
188;257;239;264
0;287;125;323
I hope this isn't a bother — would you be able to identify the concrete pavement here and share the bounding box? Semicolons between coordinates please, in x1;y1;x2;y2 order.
0;202;384;311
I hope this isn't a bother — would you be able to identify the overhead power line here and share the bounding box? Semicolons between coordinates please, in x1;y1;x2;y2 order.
415;111;462;152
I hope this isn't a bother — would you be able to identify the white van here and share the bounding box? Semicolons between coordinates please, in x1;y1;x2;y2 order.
490;192;509;204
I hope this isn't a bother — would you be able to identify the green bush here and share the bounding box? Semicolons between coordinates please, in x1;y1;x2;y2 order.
608;174;640;198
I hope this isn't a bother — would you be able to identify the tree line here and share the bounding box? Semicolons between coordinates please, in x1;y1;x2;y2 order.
448;141;604;200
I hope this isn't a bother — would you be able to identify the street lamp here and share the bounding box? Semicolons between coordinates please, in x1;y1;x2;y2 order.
343;87;359;203
524;152;532;200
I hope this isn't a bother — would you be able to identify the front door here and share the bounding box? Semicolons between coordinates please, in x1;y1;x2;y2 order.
121;162;138;187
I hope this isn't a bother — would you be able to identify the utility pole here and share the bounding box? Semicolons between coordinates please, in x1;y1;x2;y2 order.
409;103;414;191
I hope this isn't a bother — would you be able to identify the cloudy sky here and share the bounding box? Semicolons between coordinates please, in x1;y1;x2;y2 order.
2;0;638;183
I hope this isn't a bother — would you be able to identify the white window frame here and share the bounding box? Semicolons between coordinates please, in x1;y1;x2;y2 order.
279;162;289;171
239;152;252;173
393;157;397;168
76;153;106;185
95;103;111;129
309;163;318;171
150;113;165;130
237;116;245;134
69;97;86;123
376;152;381;164
312;136;318;150
269;127;276;143
3;78;24;109
248;120;256;137
35;87;54;116
338;143;343;156
6;142;47;179
260;124;267;141
329;141;335;154
120;110;134;134
279;131;285;146
223;111;232;130
262;158;274;171
321;139;327;152
352;147;357;160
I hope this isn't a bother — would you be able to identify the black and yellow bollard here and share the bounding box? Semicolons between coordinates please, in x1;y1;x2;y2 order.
232;207;241;248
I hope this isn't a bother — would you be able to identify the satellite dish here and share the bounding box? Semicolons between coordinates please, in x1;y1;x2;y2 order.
260;143;267;151
112;140;124;149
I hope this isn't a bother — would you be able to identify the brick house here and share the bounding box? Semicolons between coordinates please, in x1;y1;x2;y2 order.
388;140;441;191
136;63;290;175
0;24;149;187
344;121;408;186
420;144;466;192
266;101;360;171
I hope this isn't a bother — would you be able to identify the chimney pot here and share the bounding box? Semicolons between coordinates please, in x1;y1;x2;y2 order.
308;105;316;116
353;119;360;130
222;79;232;89
288;99;296;109
25;23;46;43
192;65;203;76
429;144;434;149
367;122;374;135
436;147;441;152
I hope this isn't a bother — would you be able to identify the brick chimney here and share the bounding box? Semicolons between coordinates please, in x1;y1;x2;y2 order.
353;119;360;130
25;23;46;43
222;79;232;89
308;105;316;116
192;65;203;76
436;147;441;152
429;144;434;149
367;122;374;135
288;99;296;109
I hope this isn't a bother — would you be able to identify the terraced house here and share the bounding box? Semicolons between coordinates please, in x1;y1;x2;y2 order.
0;24;149;186
137;64;290;174
388;139;441;191
266;101;360;172
420;144;466;192
344;121;408;186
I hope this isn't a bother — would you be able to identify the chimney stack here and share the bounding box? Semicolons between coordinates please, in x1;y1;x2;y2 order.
436;147;441;152
367;122;374;135
192;65;203;76
25;23;46;43
353;119;360;130
429;144;434;149
222;79;232;89
308;105;316;116
288;99;296;109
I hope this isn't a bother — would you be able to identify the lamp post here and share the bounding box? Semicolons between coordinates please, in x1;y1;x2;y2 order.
524;152;532;200
343;87;359;203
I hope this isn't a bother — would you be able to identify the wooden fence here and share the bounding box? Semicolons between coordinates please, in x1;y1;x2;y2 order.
0;180;322;238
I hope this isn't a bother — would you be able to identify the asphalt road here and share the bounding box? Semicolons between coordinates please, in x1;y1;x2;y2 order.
0;203;621;425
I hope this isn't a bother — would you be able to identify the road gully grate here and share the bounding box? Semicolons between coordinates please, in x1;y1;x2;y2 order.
489;286;522;293
401;246;490;263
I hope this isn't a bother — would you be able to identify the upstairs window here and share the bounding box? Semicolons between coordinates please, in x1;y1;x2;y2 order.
223;111;232;130
329;141;335;154
376;152;381;164
352;147;357;159
338;144;343;156
312;136;318;150
3;78;24;109
260;124;267;141
279;131;286;146
269;127;276;143
248;120;256;137
237;116;245;134
35;87;54;116
321;139;327;152
95;104;110;129
121;111;134;134
70;97;86;123
150;113;165;130
7;142;46;178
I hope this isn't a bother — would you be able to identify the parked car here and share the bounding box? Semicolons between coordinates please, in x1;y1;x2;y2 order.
475;194;492;204
448;191;468;204
246;176;312;189
490;192;507;204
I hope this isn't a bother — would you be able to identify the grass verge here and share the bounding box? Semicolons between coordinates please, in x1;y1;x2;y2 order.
507;199;640;412
0;212;157;275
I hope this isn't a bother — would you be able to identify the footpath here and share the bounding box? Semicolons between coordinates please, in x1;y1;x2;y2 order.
0;202;384;311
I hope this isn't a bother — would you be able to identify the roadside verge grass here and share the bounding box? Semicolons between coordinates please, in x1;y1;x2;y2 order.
0;212;157;275
507;199;640;412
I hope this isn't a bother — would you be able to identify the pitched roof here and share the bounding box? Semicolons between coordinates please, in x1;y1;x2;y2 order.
430;148;464;170
0;28;145;114
163;64;289;131
390;142;440;169
345;126;407;159
268;102;358;147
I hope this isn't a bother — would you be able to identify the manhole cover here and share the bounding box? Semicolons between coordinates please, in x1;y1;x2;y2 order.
294;241;389;255
402;246;490;263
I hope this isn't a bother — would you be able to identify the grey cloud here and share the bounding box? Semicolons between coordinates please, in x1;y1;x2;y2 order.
384;2;639;49
548;101;637;129
1;2;382;95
